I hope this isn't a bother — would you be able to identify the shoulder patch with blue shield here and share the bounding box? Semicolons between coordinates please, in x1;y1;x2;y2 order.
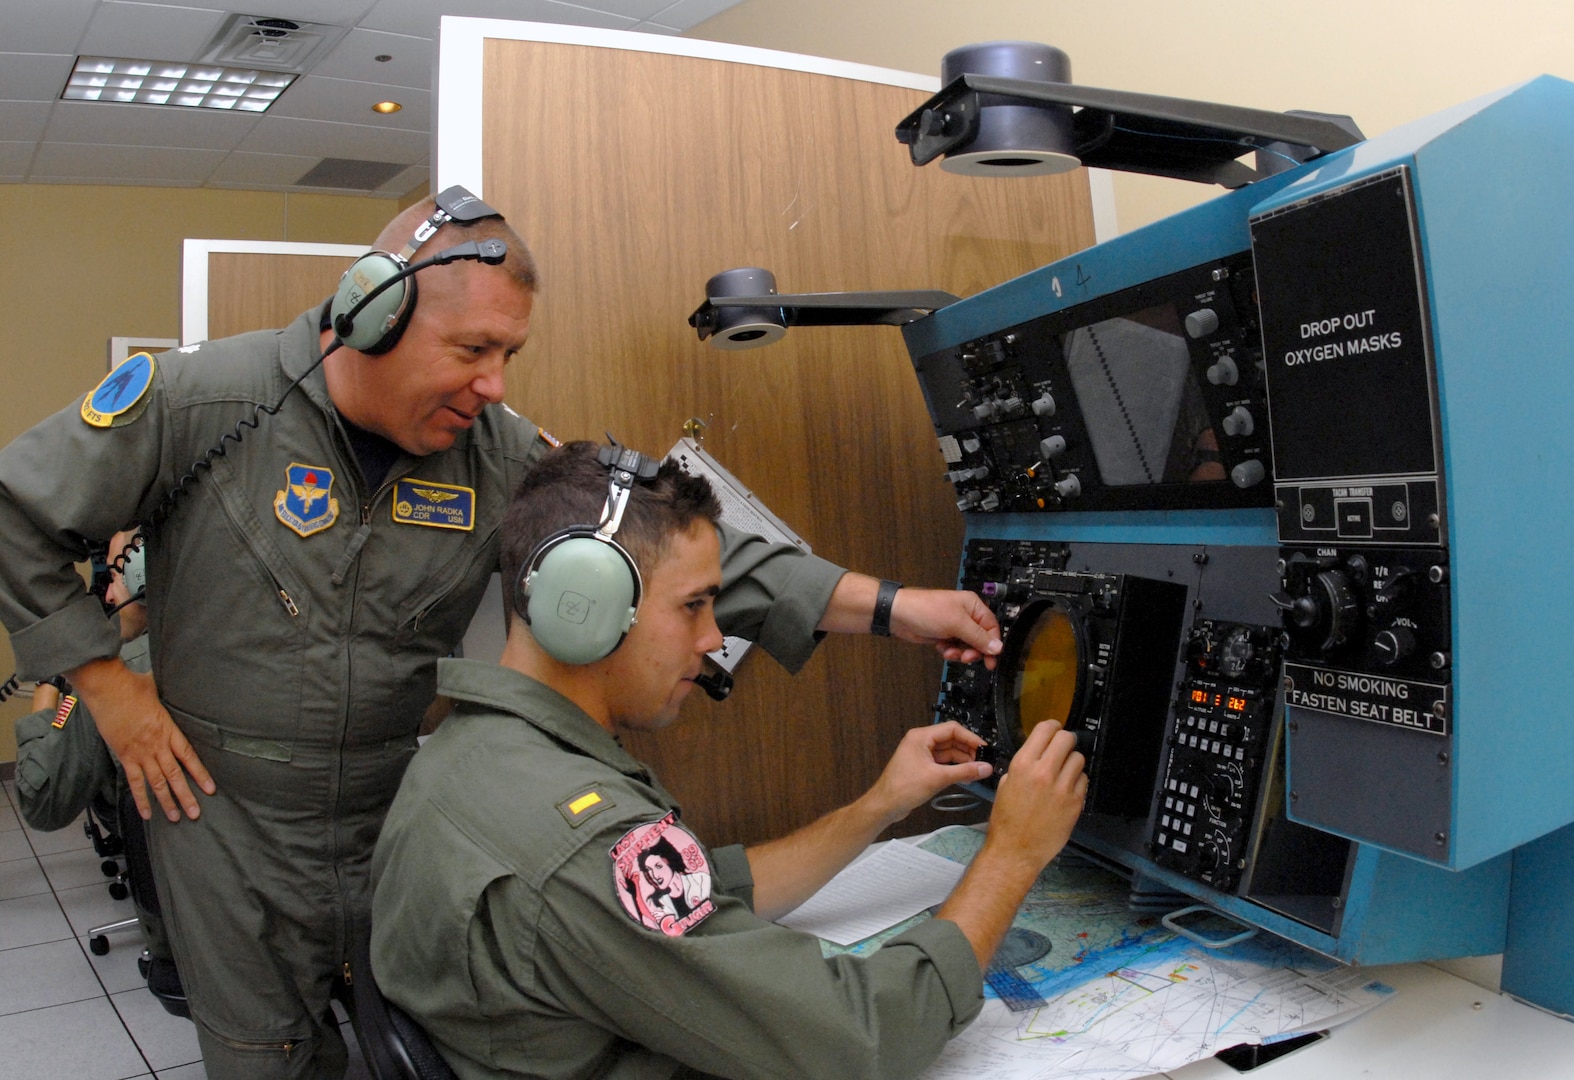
81;352;155;428
392;478;475;531
274;463;340;537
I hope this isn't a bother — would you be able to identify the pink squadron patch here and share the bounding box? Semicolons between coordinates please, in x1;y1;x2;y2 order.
610;812;715;937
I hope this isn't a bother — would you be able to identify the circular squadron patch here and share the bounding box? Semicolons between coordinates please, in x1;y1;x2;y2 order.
81;352;156;428
610;812;715;937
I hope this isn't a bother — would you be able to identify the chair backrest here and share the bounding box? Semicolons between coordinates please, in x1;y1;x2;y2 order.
346;924;458;1080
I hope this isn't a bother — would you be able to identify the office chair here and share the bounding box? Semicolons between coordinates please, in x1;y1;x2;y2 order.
344;923;457;1080
87;787;189;1018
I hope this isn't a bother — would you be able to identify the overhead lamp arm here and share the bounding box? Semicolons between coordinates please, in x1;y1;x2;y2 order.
689;290;960;337
896;74;1363;188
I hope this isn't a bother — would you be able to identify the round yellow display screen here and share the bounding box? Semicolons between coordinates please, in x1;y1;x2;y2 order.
1010;604;1082;741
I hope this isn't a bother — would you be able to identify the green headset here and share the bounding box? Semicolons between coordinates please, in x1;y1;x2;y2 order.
515;444;661;665
329;184;504;354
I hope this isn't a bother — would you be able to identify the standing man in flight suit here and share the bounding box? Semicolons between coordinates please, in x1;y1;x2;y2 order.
0;188;1004;1079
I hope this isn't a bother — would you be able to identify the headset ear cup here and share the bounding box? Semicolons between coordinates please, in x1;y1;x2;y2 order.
330;251;417;354
522;534;641;665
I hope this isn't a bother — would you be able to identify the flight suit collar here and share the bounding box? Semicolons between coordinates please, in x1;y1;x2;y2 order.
436;658;651;781
278;302;338;415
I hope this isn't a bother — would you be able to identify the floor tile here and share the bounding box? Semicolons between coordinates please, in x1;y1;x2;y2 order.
0;828;35;862
57;878;138;939
0;938;106;1016
157;1064;206;1079
42;844;124;892
0;890;75;950
25;814;101;856
84;929;157;994
0;800;20;831
0;996;148;1080
0;854;52;901
113;985;202;1073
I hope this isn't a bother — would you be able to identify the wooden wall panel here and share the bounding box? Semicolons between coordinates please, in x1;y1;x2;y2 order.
206;252;356;340
481;39;1096;845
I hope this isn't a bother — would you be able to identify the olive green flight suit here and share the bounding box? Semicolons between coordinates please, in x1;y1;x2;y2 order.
372;660;984;1080
0;304;845;1079
13;635;172;962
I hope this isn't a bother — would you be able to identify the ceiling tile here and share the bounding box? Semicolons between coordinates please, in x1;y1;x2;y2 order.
206;0;371;25
311;29;435;90
268;75;430;132
0;53;75;102
654;0;749;31
0;101;56;142
3;0;99;53
79;2;229;63
31;141;228;183
235;114;429;163
581;0;686;19
0;141;37;177
362;0;636;40
206;149;323;187
46;99;258;152
375;162;429;197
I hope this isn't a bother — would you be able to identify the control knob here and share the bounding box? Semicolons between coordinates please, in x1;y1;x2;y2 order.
1206;356;1240;386
1276;568;1361;653
1372;626;1417;666
1230;459;1266;488
1054;474;1082;498
1185;308;1221;338
1039;434;1067;459
1031;392;1057;417
1221;405;1255;438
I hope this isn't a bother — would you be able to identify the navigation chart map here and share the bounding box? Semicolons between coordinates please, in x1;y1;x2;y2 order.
824;828;1394;1080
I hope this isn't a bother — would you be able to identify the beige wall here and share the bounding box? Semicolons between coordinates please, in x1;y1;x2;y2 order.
0;186;402;763
691;0;1574;234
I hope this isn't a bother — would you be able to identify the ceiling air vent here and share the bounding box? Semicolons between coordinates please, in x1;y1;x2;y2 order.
199;14;348;73
295;158;409;191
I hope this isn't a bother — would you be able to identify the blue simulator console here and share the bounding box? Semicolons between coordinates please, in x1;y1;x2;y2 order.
902;75;1574;1007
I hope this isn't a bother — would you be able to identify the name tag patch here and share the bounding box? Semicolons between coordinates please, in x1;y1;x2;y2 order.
81;352;155;428
610;812;715;937
392;479;475;530
274;463;340;538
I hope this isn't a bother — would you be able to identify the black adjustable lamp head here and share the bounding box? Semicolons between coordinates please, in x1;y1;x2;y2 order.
688;267;960;350
930;42;1080;177
897;43;1362;188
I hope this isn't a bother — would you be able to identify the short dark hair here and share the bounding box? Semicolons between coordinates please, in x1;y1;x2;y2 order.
500;442;722;625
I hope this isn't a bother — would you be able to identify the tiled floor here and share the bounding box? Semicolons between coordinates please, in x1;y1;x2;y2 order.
0;774;372;1080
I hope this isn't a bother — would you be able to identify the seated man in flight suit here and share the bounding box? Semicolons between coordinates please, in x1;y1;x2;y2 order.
371;441;1089;1080
15;533;178;986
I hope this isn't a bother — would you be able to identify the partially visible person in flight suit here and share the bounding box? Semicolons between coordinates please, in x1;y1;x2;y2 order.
371;441;1089;1080
0;188;1005;1080
15;532;175;972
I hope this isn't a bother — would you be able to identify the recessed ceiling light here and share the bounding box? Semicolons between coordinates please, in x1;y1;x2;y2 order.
62;55;294;111
371;100;402;114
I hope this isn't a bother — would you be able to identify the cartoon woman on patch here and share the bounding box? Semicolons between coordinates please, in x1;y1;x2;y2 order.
612;815;716;937
638;837;711;921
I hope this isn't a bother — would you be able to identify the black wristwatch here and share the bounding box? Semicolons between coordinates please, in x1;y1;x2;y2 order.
871;579;902;637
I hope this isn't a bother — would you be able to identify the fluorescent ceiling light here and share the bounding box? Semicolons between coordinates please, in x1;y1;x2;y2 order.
62;56;294;111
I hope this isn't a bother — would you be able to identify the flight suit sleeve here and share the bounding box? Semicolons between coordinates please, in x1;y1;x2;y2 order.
0;379;175;680
14;696;120;832
495;829;984;1080
714;521;845;675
